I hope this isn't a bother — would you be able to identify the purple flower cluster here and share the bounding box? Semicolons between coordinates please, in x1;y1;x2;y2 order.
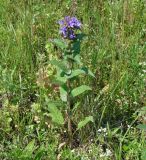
58;16;81;40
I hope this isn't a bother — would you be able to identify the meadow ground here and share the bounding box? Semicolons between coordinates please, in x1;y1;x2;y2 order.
0;0;146;159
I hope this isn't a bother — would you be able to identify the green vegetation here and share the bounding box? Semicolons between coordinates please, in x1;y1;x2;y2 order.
0;0;146;159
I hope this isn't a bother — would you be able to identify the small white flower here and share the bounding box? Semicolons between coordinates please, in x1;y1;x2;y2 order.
106;148;112;156
100;153;106;158
104;133;108;137
139;62;146;66
90;139;93;142
88;149;92;154
71;149;75;153
133;101;138;105
103;128;107;133
127;125;130;128
98;128;102;133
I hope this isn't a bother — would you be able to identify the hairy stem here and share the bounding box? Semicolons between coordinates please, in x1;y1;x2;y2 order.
67;59;73;148
67;84;72;148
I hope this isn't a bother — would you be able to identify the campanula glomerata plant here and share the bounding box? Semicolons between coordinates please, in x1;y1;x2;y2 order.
47;16;94;147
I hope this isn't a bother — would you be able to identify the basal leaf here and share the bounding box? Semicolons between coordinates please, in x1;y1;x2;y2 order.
71;85;91;97
21;140;35;157
77;116;94;130
47;103;64;125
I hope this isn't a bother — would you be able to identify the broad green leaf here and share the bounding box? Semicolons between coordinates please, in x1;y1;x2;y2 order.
53;75;67;85
68;68;95;79
72;102;81;113
50;59;68;72
77;116;94;130
47;103;64;125
71;85;91;97
51;38;67;50
46;100;64;107
68;69;85;79
59;85;68;102
137;124;146;131
21;140;35;157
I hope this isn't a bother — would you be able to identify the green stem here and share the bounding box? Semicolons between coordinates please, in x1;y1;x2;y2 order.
67;84;72;148
67;59;73;148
